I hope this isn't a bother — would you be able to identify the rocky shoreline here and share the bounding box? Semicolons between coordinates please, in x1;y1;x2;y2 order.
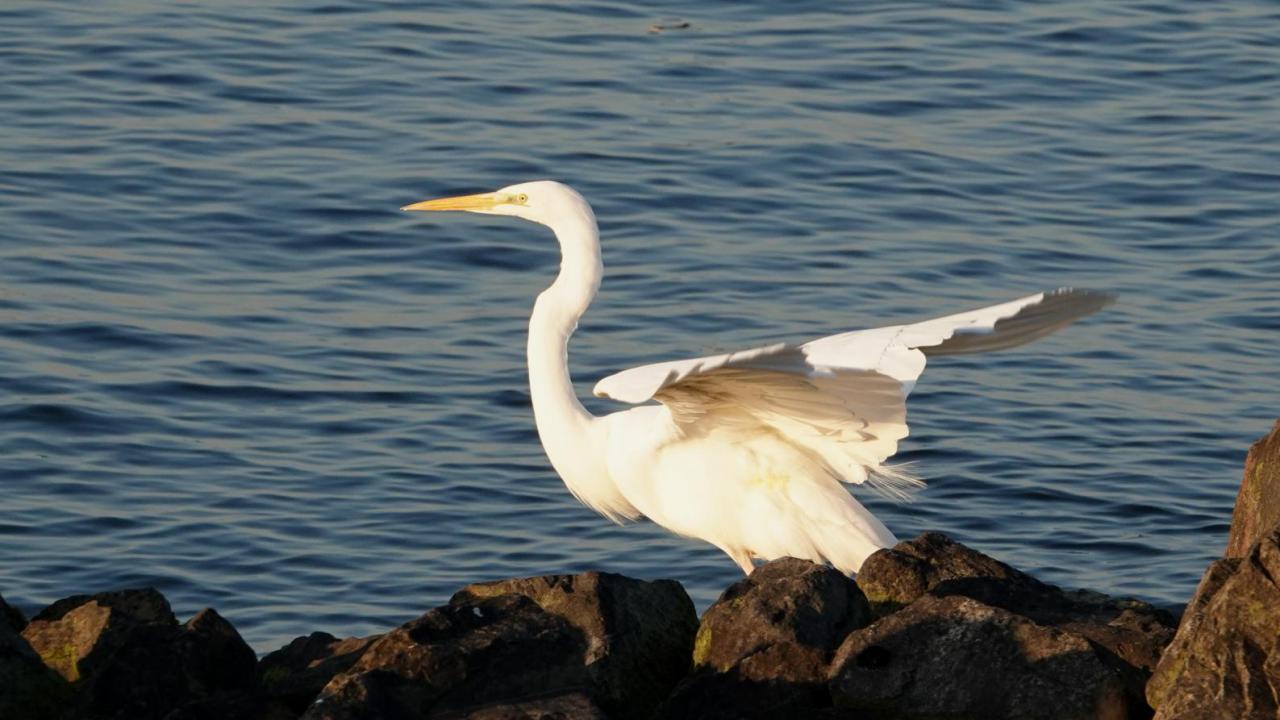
3;419;1278;720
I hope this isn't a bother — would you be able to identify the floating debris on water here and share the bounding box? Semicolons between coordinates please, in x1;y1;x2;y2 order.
649;19;691;33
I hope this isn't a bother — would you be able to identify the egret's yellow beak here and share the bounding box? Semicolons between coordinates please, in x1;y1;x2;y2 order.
401;192;502;212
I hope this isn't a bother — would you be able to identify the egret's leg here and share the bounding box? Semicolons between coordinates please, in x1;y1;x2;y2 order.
728;550;755;575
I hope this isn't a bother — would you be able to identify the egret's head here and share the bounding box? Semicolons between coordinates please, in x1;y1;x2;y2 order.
402;180;590;227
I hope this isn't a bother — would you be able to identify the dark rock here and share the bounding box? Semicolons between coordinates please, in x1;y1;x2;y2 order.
182;607;260;694
257;701;307;720
1;602;68;720
1;593;27;633
1147;525;1280;720
659;558;869;719
305;670;404;720
22;586;176;682
829;594;1130;720
77;608;259;720
20;588;258;720
1225;419;1280;557
159;692;267;720
454;571;697;720
260;631;381;714
1152;556;1239;658
863;532;1178;665
660;671;825;720
691;558;869;675
857;533;1175;715
447;691;609;719
32;586;176;625
308;572;696;720
856;531;1049;618
304;593;592;720
934;577;1175;681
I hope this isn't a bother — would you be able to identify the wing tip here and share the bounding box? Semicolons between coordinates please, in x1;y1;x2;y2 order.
1038;287;1118;323
918;287;1116;357
1046;286;1117;309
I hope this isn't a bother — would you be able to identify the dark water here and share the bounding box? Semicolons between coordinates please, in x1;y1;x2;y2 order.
2;1;1277;652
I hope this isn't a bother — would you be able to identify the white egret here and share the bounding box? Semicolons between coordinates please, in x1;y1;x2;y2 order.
403;181;1111;574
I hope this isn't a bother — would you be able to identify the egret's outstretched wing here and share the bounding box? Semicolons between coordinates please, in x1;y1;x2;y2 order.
808;287;1115;359
593;288;1112;496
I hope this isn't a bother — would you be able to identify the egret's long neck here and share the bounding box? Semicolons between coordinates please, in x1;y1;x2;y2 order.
527;204;602;476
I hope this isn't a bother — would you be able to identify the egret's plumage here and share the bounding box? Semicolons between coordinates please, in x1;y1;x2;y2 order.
404;180;1112;574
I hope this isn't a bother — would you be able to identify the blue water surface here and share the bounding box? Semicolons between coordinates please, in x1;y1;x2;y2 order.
1;1;1277;651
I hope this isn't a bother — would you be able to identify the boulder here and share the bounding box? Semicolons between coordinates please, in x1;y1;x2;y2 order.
828;594;1130;720
690;559;870;675
1147;525;1280;719
20;588;258;720
181;608;260;693
1;596;68;720
1;593;26;632
659;558;870;719
445;691;608;720
857;533;1175;713
453;571;697;720
158;693;271;720
861;533;1176;665
1225;419;1280;557
304;593;589;719
307;572;696;720
856;531;1061;618
22;587;176;682
931;577;1175;685
259;631;381;715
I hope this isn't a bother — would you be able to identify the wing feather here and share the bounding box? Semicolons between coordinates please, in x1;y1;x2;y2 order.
592;288;1111;498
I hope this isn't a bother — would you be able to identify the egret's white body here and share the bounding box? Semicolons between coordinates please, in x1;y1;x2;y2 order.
404;181;1111;574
